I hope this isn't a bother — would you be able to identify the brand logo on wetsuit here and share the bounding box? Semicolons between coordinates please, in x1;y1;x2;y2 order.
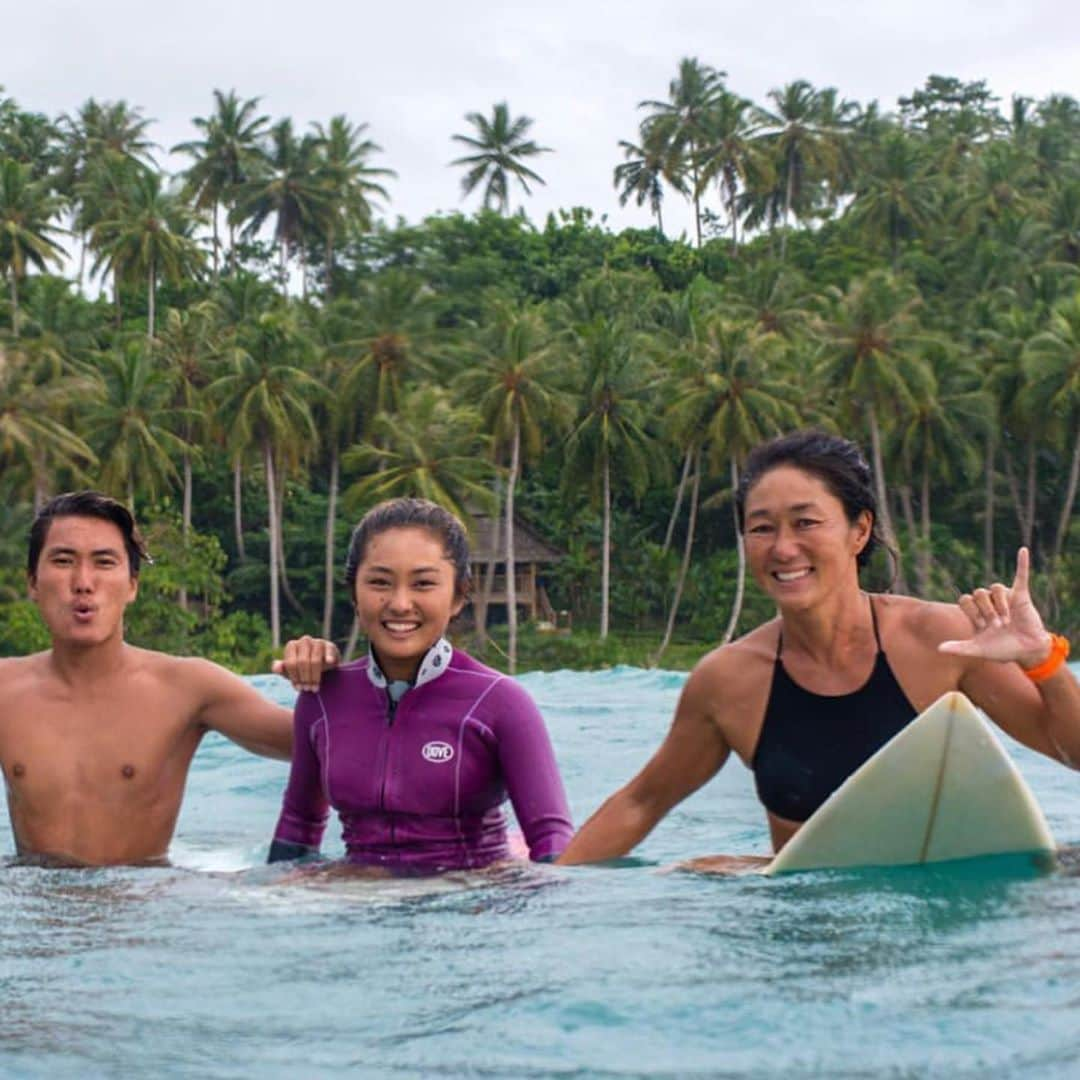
422;741;454;763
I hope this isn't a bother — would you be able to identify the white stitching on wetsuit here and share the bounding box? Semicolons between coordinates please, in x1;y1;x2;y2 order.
452;671;506;868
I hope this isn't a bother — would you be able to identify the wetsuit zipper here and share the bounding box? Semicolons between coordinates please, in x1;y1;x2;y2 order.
379;691;397;848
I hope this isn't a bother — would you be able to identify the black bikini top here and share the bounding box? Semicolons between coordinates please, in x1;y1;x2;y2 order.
752;597;917;823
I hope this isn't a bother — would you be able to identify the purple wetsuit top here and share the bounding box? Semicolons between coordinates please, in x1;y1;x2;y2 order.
271;639;573;871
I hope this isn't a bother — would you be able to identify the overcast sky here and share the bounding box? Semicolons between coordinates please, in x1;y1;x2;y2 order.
3;0;1079;241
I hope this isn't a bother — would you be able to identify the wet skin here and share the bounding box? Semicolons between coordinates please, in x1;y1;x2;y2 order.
559;466;1080;867
0;515;292;866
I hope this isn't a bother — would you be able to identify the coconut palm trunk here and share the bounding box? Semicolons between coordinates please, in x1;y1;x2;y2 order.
1024;439;1037;550
32;448;48;512
180;452;193;612
276;470;304;616
264;441;281;650
600;451;611;640
866;406;906;592
780;161;796;261
1052;426;1080;562
211;202;220;281
233;460;247;561
722;457;747;644
663;449;693;553
898;483;920;593
322;448;340;638
655;447;701;665
475;480;502;648
504;422;520;673
147;261;156;340
344;615;361;661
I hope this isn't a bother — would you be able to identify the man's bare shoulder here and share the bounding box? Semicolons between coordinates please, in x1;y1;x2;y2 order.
0;652;48;674
129;649;258;700
0;652;51;700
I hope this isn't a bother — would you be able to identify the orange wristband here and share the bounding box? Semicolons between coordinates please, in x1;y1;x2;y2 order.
1022;634;1071;683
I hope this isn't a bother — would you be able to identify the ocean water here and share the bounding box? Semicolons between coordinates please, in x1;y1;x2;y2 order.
2;665;1080;1079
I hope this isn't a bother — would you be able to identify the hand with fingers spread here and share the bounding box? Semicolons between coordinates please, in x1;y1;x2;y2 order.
272;635;341;692
938;548;1053;669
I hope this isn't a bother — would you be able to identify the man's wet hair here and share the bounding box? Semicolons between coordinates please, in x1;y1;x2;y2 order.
28;492;151;580
344;498;472;599
735;430;888;572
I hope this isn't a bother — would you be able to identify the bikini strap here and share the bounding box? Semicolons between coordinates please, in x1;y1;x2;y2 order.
869;594;883;652
775;625;784;661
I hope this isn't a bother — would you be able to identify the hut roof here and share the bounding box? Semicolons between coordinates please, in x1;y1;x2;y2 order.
468;514;563;564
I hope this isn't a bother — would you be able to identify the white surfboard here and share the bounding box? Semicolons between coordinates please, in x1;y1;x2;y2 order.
764;691;1056;875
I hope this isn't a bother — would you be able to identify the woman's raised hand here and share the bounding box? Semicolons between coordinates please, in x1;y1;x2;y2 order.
938;548;1053;669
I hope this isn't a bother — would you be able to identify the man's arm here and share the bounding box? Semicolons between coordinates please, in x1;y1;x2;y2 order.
185;658;293;759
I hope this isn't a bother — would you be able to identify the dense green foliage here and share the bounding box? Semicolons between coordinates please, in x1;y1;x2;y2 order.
1;66;1079;671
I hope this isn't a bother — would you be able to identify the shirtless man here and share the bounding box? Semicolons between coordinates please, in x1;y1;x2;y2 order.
0;491;292;866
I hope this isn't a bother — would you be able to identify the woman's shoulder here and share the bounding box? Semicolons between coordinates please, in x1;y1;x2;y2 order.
874;592;968;644
444;648;529;699
683;619;780;698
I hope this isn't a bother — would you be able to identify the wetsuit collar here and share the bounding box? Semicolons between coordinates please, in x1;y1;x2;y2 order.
365;637;453;693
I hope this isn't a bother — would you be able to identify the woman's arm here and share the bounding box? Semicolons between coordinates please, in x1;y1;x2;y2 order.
940;548;1080;766
494;681;574;862
557;664;732;865
267;695;331;862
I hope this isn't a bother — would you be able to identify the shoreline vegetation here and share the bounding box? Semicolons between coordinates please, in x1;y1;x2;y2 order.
1;65;1079;673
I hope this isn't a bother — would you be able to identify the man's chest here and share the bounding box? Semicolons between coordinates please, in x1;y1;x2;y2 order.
0;698;200;803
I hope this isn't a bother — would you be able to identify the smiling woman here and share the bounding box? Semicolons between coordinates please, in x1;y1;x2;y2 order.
268;497;574;872
557;430;1080;868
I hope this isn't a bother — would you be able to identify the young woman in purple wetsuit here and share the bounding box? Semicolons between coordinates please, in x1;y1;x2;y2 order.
268;498;573;872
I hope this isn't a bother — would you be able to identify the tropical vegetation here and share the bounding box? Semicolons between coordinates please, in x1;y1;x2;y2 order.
1;68;1079;672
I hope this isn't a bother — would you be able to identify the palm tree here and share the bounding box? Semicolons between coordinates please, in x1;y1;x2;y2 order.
451;103;551;215
894;349;991;595
231;119;329;293
613;138;677;235
844;128;939;266
657;316;798;662
983;303;1045;553
814;270;932;591
1024;295;1080;563
752;80;850;256
209;311;323;648
0;336;96;506
638;58;725;247
697;89;771;250
81;340;189;511
0;160;67;336
340;270;442;420
173;89;270;277
89;171;205;337
562;315;658;638
312;115;395;296
343;384;494;517
310;298;383;638
455;302;564;671
154;302;221;539
58;99;157;287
